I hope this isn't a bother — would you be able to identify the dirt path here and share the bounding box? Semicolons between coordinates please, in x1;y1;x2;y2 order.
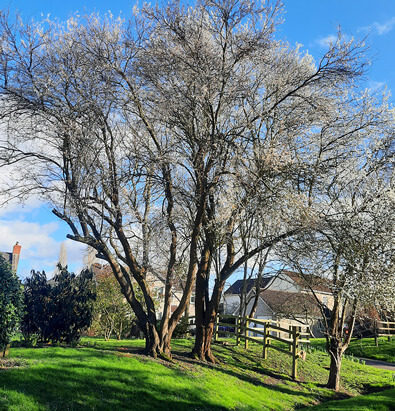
359;357;395;371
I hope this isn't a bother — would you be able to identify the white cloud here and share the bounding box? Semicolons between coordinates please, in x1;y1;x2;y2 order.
367;80;386;91
314;33;352;49
316;34;338;48
0;197;44;218
360;17;395;36
0;161;45;217
64;239;87;266
0;217;87;279
0;115;85;278
0;219;59;259
373;17;395;35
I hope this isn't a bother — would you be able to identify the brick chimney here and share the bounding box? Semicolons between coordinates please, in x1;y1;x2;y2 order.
12;242;21;273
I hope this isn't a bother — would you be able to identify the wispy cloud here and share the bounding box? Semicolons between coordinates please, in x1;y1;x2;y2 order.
0;219;59;259
0;217;85;278
367;80;386;91
0;197;43;218
314;33;352;49
316;34;338;48
373;17;395;35
360;17;395;35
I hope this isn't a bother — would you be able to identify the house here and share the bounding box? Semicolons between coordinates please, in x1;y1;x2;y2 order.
145;272;196;320
90;262;195;320
0;242;21;273
223;270;333;336
222;276;273;315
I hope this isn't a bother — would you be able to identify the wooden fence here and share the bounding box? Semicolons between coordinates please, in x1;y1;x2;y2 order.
189;315;310;380
375;320;395;345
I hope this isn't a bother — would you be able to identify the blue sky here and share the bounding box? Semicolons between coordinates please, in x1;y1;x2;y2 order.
1;0;394;279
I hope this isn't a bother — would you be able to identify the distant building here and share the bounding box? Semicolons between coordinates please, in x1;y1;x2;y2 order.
0;242;22;273
89;262;195;319
223;271;333;336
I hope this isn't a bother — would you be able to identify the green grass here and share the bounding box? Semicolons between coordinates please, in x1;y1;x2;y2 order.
0;337;393;410
302;388;395;410
309;337;395;363
345;338;395;363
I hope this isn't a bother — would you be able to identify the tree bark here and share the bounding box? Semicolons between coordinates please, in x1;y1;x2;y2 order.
192;257;210;360
143;321;161;357
324;285;358;391
192;228;300;362
327;338;342;391
193;319;216;362
193;278;224;362
159;331;172;358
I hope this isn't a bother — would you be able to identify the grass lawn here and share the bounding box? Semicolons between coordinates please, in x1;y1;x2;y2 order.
310;337;395;363
346;338;395;363
302;388;395;410
0;337;393;410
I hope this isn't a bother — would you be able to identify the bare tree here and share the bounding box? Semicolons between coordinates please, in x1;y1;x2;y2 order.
0;1;391;361
280;137;395;390
148;2;388;361
0;10;174;356
234;214;275;321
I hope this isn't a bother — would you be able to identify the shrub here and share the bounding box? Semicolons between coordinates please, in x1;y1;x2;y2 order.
0;255;23;351
172;317;191;339
22;266;96;344
90;270;133;340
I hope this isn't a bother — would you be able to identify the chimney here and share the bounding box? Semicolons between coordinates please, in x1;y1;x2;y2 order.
13;242;21;255
12;242;21;273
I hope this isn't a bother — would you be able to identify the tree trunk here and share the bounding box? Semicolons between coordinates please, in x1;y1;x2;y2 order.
143;321;161;357
193;319;216;362
192;279;223;362
327;340;342;391
160;331;172;358
325;293;358;391
184;300;190;318
192;261;208;360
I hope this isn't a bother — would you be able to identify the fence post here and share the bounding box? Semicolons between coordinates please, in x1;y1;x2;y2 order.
245;316;249;350
291;326;299;380
386;322;391;342
289;325;293;353
214;313;219;342
263;322;268;359
236;316;240;346
374;319;379;347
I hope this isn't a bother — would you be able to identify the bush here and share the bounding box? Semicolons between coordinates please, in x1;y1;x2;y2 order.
0;256;23;350
21;270;51;343
172;317;191;339
22;266;96;344
90;269;133;340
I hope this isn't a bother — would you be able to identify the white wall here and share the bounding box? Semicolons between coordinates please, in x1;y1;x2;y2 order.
268;274;300;292
223;294;240;314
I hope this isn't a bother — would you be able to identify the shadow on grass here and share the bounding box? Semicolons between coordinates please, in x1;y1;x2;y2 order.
299;387;395;410
165;344;324;402
1;343;330;410
0;350;225;410
102;340;323;399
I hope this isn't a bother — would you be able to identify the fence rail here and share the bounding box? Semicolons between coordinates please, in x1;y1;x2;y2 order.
188;314;309;380
377;321;395;341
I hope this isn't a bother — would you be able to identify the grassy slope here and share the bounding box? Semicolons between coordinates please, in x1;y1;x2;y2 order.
302;388;395;410
0;338;393;410
345;338;395;363
310;337;395;363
